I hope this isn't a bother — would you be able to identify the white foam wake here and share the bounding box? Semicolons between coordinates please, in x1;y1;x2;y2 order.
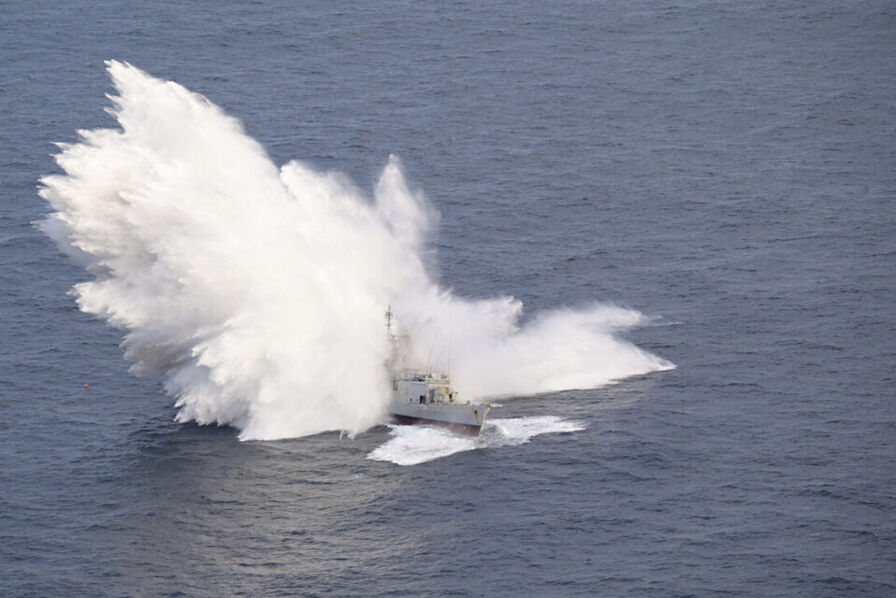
39;62;672;441
367;416;586;466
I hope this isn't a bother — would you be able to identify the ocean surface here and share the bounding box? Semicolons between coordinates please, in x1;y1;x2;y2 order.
2;1;895;596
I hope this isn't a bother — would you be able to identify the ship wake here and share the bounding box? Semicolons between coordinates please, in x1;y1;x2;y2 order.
39;61;672;441
367;417;587;466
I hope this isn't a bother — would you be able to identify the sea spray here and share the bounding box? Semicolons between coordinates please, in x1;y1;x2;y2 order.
40;61;673;440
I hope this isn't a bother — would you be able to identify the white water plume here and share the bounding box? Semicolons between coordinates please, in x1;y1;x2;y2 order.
39;61;673;440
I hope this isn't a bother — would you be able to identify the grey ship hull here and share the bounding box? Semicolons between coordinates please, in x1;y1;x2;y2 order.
389;399;489;436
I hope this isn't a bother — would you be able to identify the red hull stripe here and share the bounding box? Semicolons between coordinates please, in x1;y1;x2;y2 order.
391;414;483;436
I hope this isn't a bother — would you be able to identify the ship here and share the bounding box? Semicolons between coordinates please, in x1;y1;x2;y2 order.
385;307;490;436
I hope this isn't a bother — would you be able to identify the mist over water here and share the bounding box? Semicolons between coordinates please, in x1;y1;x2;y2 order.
39;61;672;441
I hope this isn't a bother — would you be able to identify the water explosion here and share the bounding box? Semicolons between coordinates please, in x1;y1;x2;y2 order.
40;61;672;440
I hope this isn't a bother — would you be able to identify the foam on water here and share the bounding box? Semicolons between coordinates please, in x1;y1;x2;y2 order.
39;62;672;441
367;416;587;466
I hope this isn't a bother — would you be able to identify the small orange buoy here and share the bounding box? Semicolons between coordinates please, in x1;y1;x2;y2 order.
83;384;89;389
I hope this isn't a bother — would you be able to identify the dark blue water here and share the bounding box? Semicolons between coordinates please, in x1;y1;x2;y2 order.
3;1;895;595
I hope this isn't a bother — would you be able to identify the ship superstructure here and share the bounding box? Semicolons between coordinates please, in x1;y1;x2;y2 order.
385;308;489;435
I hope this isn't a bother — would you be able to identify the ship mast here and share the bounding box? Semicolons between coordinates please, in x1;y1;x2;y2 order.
385;305;399;375
385;305;394;337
